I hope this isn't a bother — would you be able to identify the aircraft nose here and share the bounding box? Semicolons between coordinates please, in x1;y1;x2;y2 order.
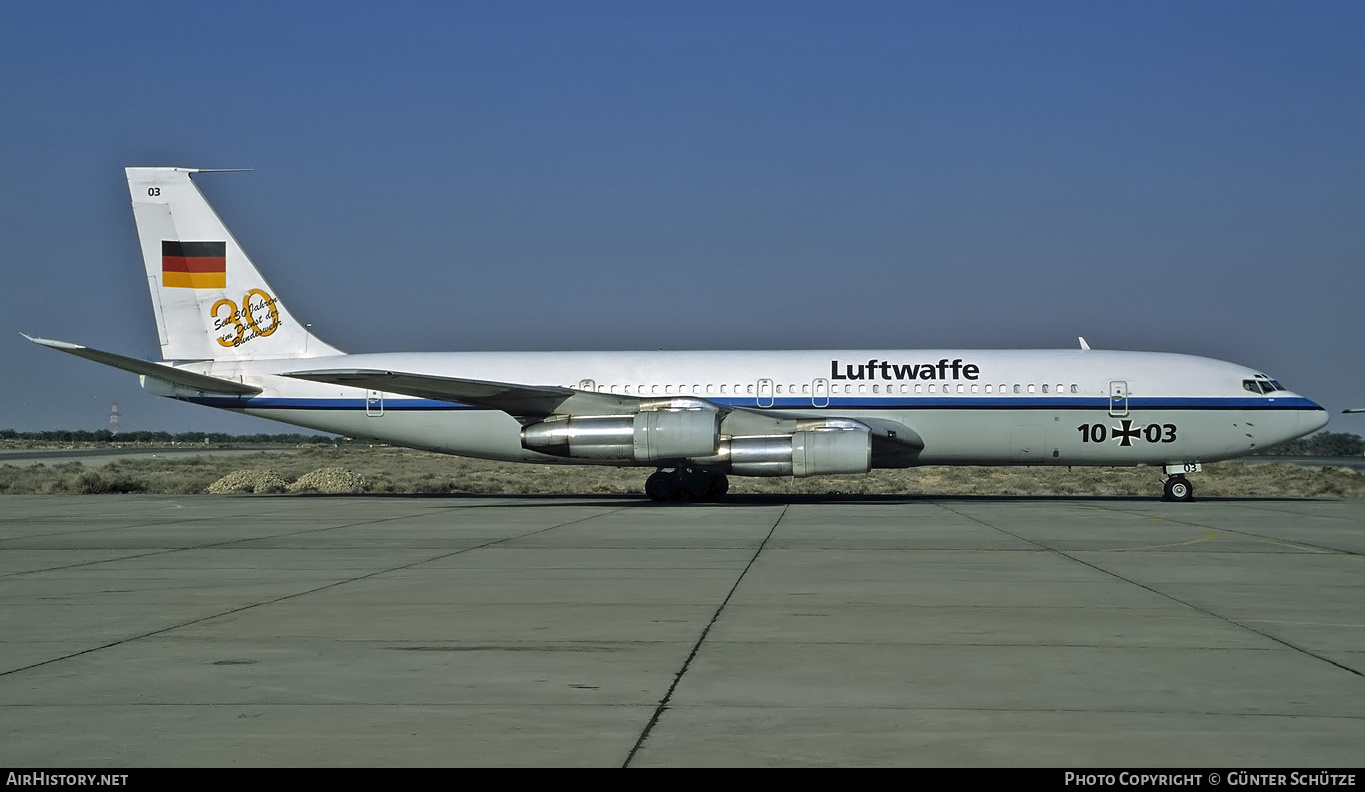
1301;404;1330;435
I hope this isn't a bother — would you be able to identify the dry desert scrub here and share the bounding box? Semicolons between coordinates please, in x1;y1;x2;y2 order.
206;469;289;494
1;445;1363;498
287;467;371;494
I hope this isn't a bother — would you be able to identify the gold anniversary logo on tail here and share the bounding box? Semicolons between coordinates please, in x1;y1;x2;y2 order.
212;290;282;348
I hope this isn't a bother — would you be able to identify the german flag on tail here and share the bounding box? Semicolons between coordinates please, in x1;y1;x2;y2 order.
162;241;226;289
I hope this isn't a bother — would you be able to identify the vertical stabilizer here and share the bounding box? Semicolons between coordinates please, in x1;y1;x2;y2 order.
127;167;341;361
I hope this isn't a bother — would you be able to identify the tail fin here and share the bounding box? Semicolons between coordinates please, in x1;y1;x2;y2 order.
127;167;341;362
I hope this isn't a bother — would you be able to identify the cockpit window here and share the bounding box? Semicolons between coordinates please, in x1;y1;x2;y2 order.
1243;376;1286;395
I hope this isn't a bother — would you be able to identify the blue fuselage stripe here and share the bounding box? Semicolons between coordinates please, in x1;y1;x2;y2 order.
185;396;1325;412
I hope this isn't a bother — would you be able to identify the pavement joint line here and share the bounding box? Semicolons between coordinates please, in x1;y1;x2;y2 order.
1;547;199;580
6;701;1361;718
0;498;583;579
1095;503;1364;558
0;507;457;579
622;504;789;768
944;501;1365;681
1219;500;1363;522
0;506;630;680
0;517;194;546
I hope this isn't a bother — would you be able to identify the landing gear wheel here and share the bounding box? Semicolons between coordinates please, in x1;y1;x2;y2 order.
693;474;728;502
646;472;674;502
1163;475;1194;502
683;471;711;499
645;469;729;502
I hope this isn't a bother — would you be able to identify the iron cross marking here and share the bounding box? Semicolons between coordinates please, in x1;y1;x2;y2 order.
1112;419;1142;447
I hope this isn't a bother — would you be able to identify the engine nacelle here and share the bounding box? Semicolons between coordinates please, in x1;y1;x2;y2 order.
726;428;872;477
521;409;721;462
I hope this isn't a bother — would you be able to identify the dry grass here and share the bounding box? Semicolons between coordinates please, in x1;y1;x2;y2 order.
1;445;1362;498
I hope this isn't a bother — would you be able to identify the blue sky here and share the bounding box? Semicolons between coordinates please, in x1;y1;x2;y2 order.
3;2;1363;433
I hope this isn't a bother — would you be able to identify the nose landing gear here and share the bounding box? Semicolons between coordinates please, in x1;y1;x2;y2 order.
645;467;729;502
1162;474;1194;502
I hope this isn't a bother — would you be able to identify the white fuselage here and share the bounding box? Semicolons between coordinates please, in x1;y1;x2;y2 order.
158;347;1328;470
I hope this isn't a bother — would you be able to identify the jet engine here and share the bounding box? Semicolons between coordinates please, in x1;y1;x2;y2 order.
521;409;721;462
721;428;872;477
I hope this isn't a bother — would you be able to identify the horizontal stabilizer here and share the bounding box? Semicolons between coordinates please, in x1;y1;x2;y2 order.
23;334;262;396
284;368;642;417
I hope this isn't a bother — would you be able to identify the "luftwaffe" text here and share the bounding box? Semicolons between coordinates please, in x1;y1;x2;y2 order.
830;358;980;381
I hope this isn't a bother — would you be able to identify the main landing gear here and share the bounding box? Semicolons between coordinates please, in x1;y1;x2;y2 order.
645;467;729;502
1162;474;1194;502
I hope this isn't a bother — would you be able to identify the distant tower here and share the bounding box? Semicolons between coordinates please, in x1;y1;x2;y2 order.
108;399;120;435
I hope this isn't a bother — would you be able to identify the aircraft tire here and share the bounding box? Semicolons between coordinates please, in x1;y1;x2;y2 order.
694;474;727;502
684;472;711;499
646;472;673;502
1163;476;1194;502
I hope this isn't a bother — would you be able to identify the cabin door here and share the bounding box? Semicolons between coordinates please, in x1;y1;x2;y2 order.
365;390;384;417
812;378;830;408
756;378;775;408
1108;381;1129;417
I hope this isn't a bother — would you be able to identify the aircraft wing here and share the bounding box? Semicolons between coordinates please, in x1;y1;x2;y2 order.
283;368;668;418
284;368;922;450
24;335;262;396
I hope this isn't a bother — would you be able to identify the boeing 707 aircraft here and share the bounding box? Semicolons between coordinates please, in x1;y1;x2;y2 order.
26;168;1330;501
